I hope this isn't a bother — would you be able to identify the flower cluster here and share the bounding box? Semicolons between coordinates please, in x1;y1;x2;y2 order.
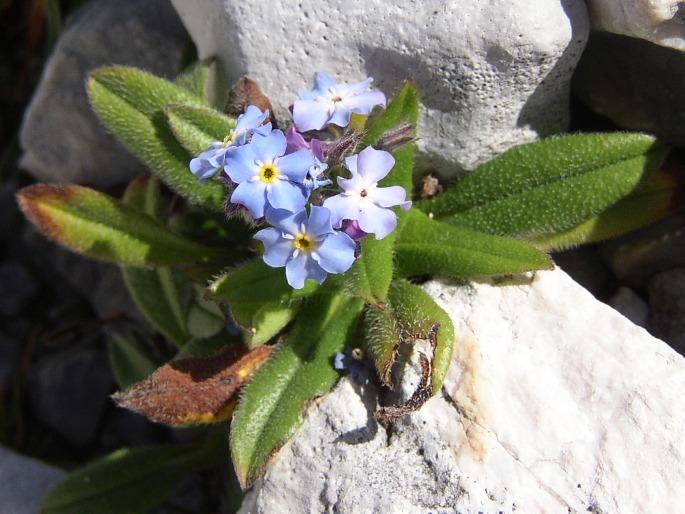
190;72;411;289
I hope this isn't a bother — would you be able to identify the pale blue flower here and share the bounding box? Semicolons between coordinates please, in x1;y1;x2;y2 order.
323;146;411;239
284;127;331;191
254;206;356;289
189;105;271;183
293;72;386;132
225;129;315;219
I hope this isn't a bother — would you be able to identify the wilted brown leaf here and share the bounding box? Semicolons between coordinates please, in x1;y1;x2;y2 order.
225;77;276;127
113;344;274;426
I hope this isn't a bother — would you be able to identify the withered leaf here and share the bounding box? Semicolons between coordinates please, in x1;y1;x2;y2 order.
225;77;277;128
375;324;439;426
113;344;274;426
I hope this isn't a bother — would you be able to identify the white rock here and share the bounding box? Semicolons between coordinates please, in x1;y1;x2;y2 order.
239;269;685;513
586;0;685;51
170;0;588;178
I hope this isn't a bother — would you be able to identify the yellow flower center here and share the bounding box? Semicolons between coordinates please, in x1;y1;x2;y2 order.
223;132;237;146
294;234;314;252
259;164;278;183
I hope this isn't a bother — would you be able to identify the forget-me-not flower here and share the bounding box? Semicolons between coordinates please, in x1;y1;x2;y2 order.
293;72;386;132
225;129;315;219
323;146;411;239
254;206;356;289
284;126;331;191
190;105;271;183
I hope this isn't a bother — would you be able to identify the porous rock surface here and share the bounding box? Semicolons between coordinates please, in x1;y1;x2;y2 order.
170;0;589;178
239;269;685;513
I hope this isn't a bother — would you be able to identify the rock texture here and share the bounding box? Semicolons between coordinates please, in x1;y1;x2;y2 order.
19;0;188;187
586;0;685;51
239;269;685;513
170;0;589;178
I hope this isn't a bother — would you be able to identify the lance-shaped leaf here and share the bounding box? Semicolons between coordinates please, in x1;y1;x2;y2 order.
230;301;299;347
121;176;190;345
344;231;396;307
114;344;274;426
87;66;226;211
175;57;213;100
529;152;685;250
207;259;320;305
395;209;552;278
420;133;668;237
231;294;364;488
165;104;237;156
186;285;226;339
17;184;227;267
364;279;454;397
41;435;227;514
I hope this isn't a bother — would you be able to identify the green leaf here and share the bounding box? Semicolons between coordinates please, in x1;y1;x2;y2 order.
395;209;552;278
363;81;419;193
529;158;685;250
231;294;364;488
175;57;213;100
420;133;669;236
165;104;237;156
186;286;226;339
344;232;396;306
41;436;227;514
17;184;228;267
230;301;299;347
108;333;159;389
174;331;243;360
207;259;320;305
87;66;226;211
122;267;189;345
121;175;165;221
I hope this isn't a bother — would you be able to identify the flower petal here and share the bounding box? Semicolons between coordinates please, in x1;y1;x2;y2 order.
313;231;356;274
356;146;395;183
322;193;360;228
375;185;409;208
225;144;258;183
266;180;308;213
343;90;387;114
277;149;316;183
265;208;307;236
285;254;327;289
306;206;334;238
230;181;267;218
249;129;286;163
293;99;333;131
254;227;293;267
358;202;397;239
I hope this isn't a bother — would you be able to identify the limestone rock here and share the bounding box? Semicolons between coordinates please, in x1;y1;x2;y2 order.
586;0;685;51
0;446;66;514
239;269;685;513
19;0;187;187
170;0;589;178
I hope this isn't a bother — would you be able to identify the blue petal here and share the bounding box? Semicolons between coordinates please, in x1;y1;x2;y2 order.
344;90;387;114
293;99;333;132
254;227;293;267
356;146;395;183
277;149;316;183
327;106;353;129
285;253;327;289
376;185;410;208
266;180;308;213
230;181;268;218
249;129;286;163
306;206;334;238
266;208;307;236
313;231;356;274
358;203;397;240
225;144;258;183
322;194;360;228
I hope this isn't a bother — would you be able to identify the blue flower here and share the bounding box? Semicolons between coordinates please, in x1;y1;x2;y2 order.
254;206;356;289
323;146;411;239
293;72;386;132
284;127;331;191
189;105;271;183
225;129;316;219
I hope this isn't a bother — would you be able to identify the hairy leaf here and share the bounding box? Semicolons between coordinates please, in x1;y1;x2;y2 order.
165;104;237;156
395;209;552;278
41;436;227;514
175;57;214;100
345;231;396;307
421;133;668;236
230;301;299;347
17;184;227;267
87;66;226;210
231;294;364;488
114;344;274;426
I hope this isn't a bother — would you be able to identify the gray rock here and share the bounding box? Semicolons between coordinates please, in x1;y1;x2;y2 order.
0;261;37;317
239;270;685;513
19;0;188;187
170;0;589;179
599;213;685;287
608;286;650;328
0;446;66;514
28;344;115;447
586;0;685;50
648;267;685;354
573;32;685;146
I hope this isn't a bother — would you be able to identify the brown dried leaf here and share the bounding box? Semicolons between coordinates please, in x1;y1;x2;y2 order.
113;344;274;426
225;77;277;127
375;324;439;426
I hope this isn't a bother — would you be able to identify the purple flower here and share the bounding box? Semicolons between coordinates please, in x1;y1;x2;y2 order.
293;72;386;132
284;126;331;191
254;206;356;289
225;129;316;219
189;105;271;183
323;146;412;239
